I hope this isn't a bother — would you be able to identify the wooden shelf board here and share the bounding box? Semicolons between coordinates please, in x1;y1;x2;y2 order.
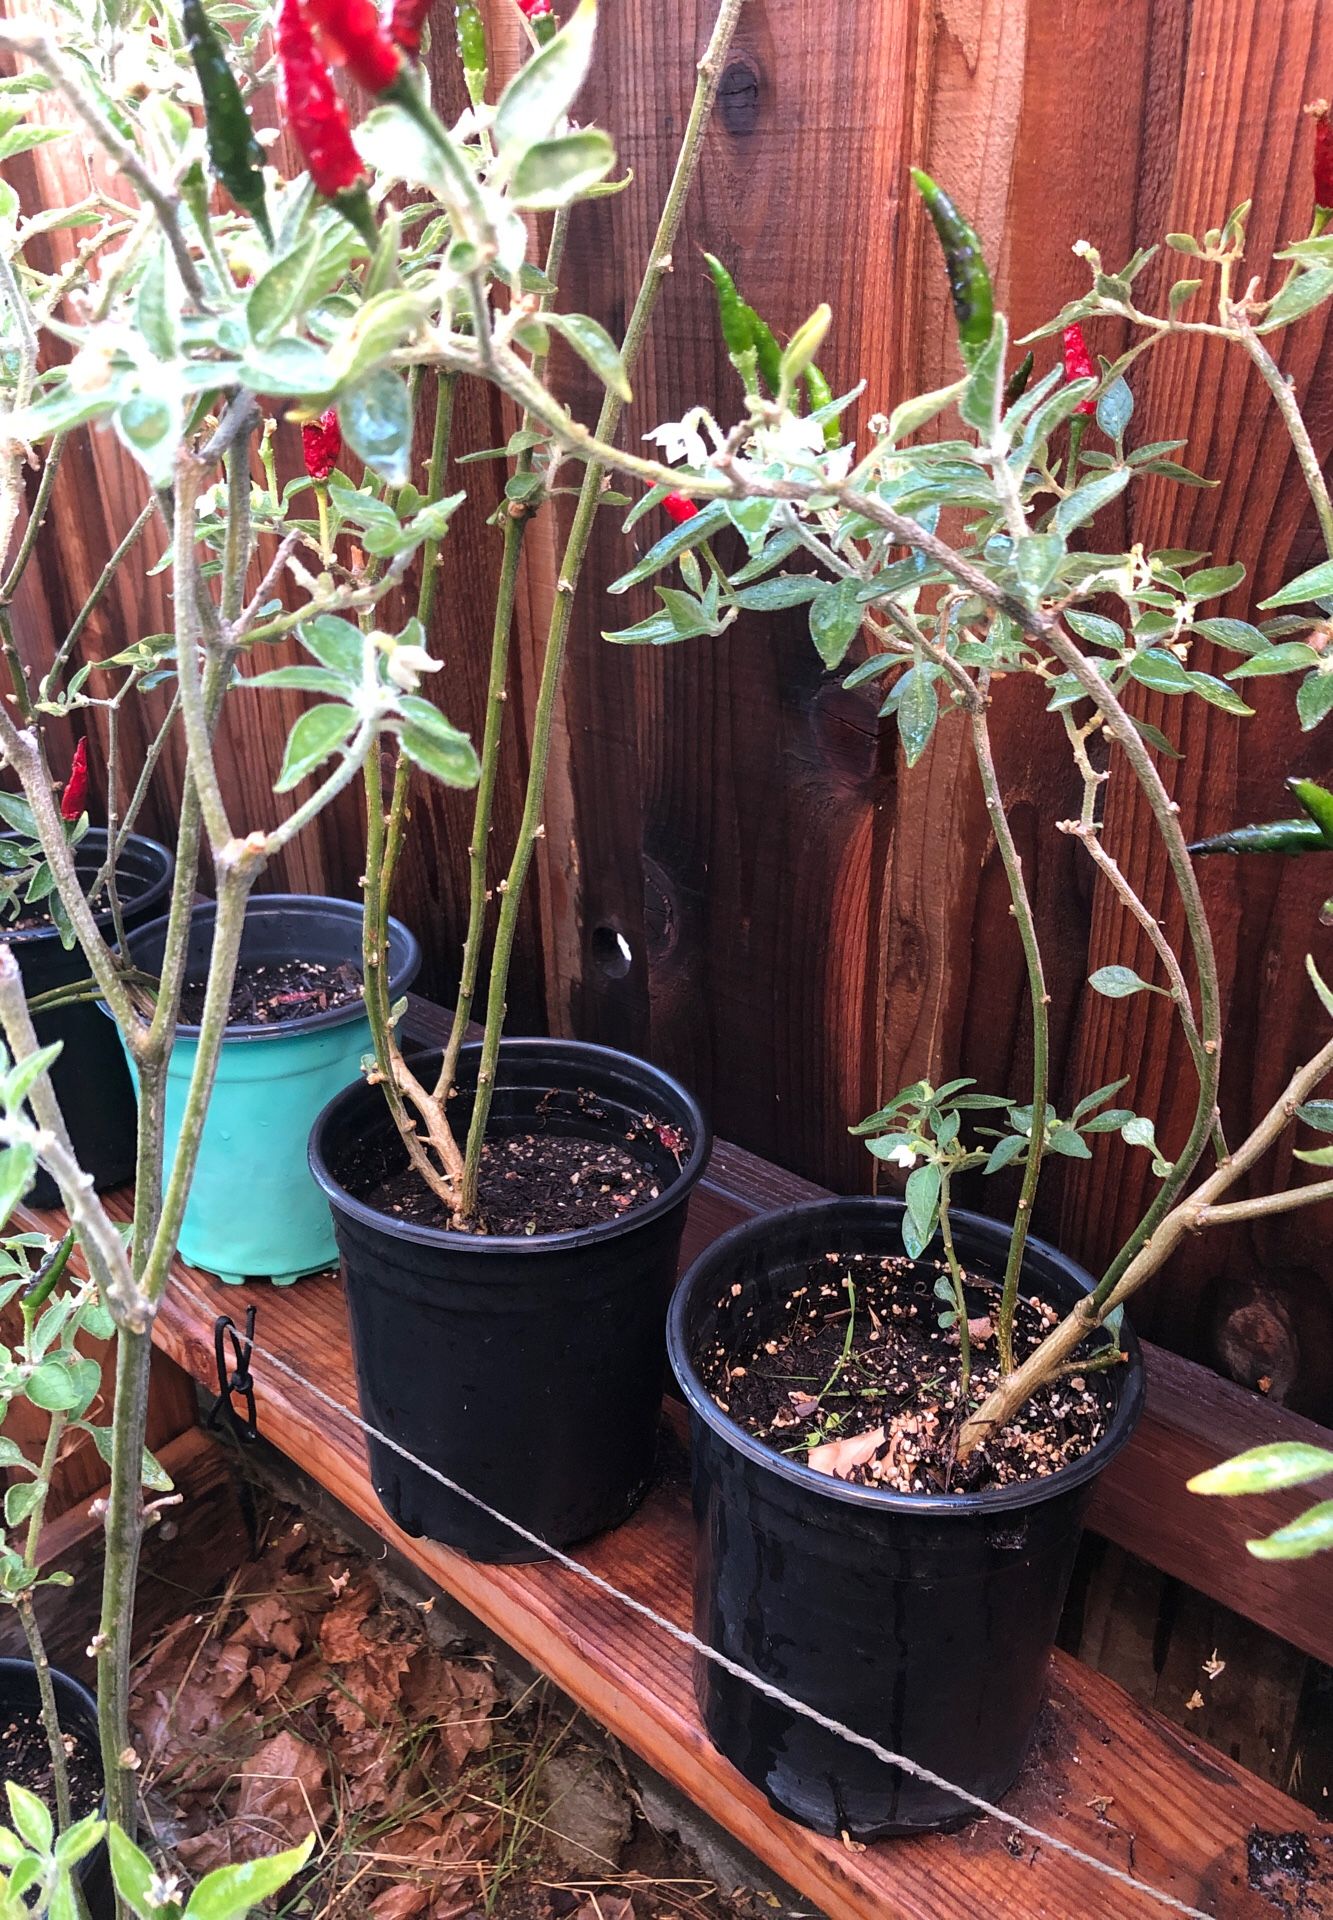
23;1167;1325;1920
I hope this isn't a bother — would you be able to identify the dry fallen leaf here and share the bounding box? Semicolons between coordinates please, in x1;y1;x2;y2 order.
233;1729;332;1847
572;1897;634;1920
368;1888;430;1920
808;1426;885;1479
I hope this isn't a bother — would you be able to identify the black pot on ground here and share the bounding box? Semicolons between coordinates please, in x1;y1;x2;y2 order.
7;831;173;1208
0;1657;112;1919
666;1197;1146;1839
309;1039;711;1563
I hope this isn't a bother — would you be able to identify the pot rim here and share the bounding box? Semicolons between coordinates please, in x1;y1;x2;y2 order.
1;828;174;948
667;1195;1146;1519
121;892;421;1042
309;1035;712;1256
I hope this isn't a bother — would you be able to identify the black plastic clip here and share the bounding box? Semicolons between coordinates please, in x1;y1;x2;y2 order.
209;1306;258;1444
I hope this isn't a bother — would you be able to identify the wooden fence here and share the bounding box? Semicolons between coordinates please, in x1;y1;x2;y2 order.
8;0;1333;1431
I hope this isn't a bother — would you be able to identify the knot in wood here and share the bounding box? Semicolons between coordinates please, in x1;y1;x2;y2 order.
718;57;761;136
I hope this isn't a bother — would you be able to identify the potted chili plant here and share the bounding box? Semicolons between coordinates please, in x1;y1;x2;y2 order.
620;152;1333;1830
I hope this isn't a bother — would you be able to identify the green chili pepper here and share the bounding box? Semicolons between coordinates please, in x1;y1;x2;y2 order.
1191;776;1333;856
703;253;756;360
1189;817;1328;856
181;0;272;245
1002;350;1035;411
804;362;843;448
454;1;487;105
20;1230;75;1337
1291;776;1333;841
748;307;784;398
911;167;993;366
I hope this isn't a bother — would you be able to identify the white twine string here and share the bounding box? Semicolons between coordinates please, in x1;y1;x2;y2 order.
234;1334;1218;1920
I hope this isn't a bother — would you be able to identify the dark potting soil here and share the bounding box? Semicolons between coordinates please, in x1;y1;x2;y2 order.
179;957;362;1027
368;1127;670;1236
0;1701;101;1821
704;1249;1113;1495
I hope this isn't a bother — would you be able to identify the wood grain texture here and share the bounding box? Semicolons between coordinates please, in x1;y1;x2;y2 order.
109;1235;1333;1919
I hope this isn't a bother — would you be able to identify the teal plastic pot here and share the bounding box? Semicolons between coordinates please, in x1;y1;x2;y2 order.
121;895;419;1285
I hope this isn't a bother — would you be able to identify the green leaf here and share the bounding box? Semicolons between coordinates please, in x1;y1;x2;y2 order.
1186;563;1245;600
300;615;364;678
394;699;480;788
108;1824;159;1915
808;577;864;669
247;665;351;697
494;0;597;157
339;370;413;487
5;1783;50;1855
325;291;425;391
1127;649;1192;694
1012;533;1064;601
3;1482;39;1528
1297;670;1333;731
274;704;358;793
1186;671;1253;716
894;667;938;767
1189;1442;1333;1498
885;378;966;443
1260;559;1333;610
114;393;177;486
959;313;1007;435
88;1427;174;1493
135;246;176;361
246;234;317;347
510;129;616;208
1169;277;1203;313
1096;375;1133;440
1227;642;1321;678
357;106;493;250
1192;617;1269;656
1088;964;1158;998
1046;1125;1092;1160
53;1814;105;1871
1065;610;1124;651
182;1835;316;1920
984;1133;1026;1175
1260;264;1333;331
1296;1100;1333;1131
730;576;822;611
532;310;630;402
0;1145;34;1221
608;501;729;592
1053;467;1131;537
5;1042;62;1112
902;1162;941;1259
1248;1500;1333;1560
1072;1077;1130;1123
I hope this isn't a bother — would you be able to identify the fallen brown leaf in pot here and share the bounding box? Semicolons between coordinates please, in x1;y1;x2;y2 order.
807;1425;885;1479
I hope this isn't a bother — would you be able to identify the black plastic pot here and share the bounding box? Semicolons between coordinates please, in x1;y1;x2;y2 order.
0;1657;112;1919
309;1039;711;1562
667;1198;1146;1839
6;831;173;1207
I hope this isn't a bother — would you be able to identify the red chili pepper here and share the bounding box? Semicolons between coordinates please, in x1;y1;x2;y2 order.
662;493;698;526
301;0;402;93
386;0;433;59
277;0;366;198
302;408;342;482
59;740;88;822
1062;323;1098;415
1309;100;1333;212
515;0;557;44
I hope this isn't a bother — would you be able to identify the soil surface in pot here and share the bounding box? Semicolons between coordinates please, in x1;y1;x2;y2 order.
0;1700;101;1818
704;1250;1112;1495
179;957;362;1026
369;1129;669;1237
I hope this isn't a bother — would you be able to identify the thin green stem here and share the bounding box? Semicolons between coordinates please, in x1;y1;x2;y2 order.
40;498;156;705
459;0;750;1216
969;701;1048;1373
936;1175;971;1401
95;1327;153;1838
1231;314;1333;558
17;1597;71;1831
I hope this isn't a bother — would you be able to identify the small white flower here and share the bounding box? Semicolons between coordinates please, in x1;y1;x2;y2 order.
885;1143;917;1169
644;406;717;469
386;644;441;692
147;1870;182;1909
